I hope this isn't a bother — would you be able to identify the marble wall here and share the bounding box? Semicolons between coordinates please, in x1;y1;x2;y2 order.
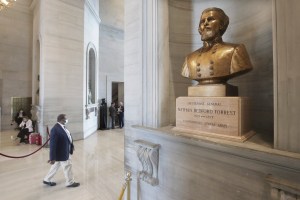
83;0;100;138
125;126;300;200
275;0;300;153
124;0;142;127
0;0;33;130
37;0;85;140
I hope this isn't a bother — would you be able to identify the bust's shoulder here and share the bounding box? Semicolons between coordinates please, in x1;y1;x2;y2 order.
185;48;203;61
219;42;247;51
186;42;242;56
186;48;201;57
218;42;241;50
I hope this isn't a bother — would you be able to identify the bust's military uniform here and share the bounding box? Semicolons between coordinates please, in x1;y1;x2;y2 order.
181;42;252;84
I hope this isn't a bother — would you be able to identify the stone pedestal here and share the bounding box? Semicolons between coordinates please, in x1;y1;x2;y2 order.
173;96;255;142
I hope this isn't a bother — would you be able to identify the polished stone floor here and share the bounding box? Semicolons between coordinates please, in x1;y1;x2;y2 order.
0;128;125;200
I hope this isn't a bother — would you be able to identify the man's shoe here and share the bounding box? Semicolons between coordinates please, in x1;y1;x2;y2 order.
43;181;56;186
67;182;80;187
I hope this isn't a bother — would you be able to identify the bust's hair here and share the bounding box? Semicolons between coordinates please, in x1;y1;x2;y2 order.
57;114;66;122
202;7;229;36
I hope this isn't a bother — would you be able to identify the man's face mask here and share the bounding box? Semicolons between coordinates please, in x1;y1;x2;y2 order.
64;119;69;125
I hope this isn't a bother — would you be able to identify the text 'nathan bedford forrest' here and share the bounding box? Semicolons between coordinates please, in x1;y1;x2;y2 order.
177;108;236;116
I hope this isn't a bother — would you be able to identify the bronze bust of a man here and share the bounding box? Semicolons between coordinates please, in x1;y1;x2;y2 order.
181;7;252;85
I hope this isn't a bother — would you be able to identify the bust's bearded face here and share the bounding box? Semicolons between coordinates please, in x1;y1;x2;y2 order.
199;11;222;41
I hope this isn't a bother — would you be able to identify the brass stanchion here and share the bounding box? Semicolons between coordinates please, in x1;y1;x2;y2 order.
118;172;132;200
126;172;132;200
118;183;127;200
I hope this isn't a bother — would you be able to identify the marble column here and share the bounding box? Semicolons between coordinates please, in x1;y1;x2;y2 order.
32;0;85;140
125;0;170;128
274;0;300;153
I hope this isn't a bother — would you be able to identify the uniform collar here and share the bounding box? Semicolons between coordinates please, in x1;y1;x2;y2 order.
203;37;223;49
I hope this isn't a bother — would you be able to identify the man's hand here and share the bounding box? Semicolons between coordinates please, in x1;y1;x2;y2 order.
47;160;55;165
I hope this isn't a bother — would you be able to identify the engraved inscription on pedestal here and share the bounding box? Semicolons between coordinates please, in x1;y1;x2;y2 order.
135;140;160;186
174;96;254;142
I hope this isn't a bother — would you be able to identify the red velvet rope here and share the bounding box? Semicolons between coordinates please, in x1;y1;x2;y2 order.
0;126;50;159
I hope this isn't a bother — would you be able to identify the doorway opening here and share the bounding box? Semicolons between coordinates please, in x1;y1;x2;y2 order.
111;82;124;127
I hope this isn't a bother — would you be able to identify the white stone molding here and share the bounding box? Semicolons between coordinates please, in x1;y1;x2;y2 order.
266;174;300;200
142;0;158;127
141;0;170;128
135;140;160;186
86;42;98;106
85;0;101;24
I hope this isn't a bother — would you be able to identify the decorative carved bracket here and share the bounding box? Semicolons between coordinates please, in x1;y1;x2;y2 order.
135;140;160;186
266;174;300;200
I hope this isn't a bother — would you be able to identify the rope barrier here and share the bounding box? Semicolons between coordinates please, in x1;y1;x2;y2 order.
0;126;50;159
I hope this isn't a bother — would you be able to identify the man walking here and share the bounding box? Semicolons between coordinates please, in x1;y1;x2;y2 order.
43;114;80;187
16;116;33;144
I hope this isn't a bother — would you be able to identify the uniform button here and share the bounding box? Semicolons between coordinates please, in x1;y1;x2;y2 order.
210;60;214;64
210;71;214;76
209;66;214;70
197;63;200;66
197;67;200;72
197;73;201;77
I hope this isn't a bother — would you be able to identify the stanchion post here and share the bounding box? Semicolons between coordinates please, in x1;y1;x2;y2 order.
126;172;132;200
118;183;127;200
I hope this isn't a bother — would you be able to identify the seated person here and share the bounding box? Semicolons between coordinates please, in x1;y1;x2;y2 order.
15;109;26;126
16;116;33;144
